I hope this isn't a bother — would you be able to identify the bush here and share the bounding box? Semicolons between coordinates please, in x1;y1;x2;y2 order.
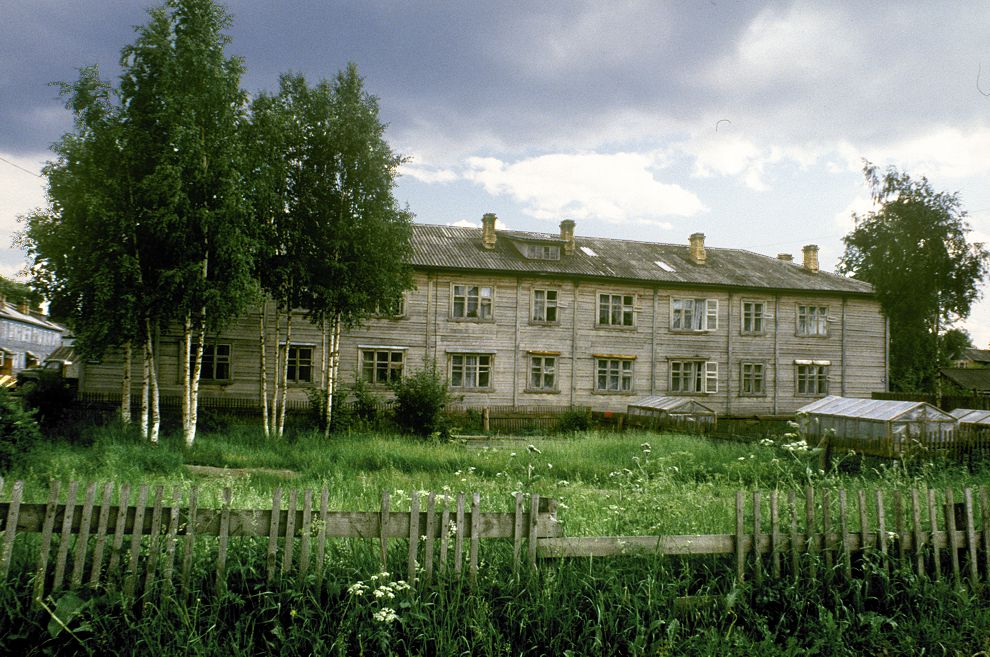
391;364;455;439
0;389;41;471
18;369;75;434
557;407;592;433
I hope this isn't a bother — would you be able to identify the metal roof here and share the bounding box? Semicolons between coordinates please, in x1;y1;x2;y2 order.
627;395;716;414
949;408;990;426
0;300;65;332
796;395;956;422
941;368;990;392
410;224;874;295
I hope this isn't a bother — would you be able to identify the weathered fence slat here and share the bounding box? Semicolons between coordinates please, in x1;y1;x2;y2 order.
454;494;465;575
964;488;978;584
752;491;763;583
70;482;97;590
857;490;870;553
911;488;924;577
438;498;450;576
805;486;817;580
108;484;129;579
379;490;390;572
513;493;524;574
89;483;114;588
470;493;481;580
770;490;780;579
735;490;745;582
216;487;232;592
407;491;420;584
839;489;851;579
424;493;436;584
267;488;282;583
281;490;297;576
875;490;889;574
1;480;23;580
181;487;197;593
788;490;799;581
528;494;539;570
927;488;941;579
982;486;990;586
34;483;61;602
54;481;80;594
822;489;833;574
315;488;329;593
299;489;313;579
143;485;165;596
161;488;182;595
946;487;960;583
123;485;148;598
894;490;906;564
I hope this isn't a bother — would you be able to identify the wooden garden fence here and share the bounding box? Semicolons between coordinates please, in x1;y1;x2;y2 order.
540;485;990;588
0;478;561;602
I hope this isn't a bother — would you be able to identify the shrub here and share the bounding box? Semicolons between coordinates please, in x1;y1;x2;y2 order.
557;407;592;433
0;389;41;471
18;368;75;434
391;364;455;439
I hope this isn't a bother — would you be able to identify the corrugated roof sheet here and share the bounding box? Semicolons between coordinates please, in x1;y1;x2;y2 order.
941;368;990;392
796;395;955;422
411;224;874;295
0;300;65;332
949;408;990;425
627;395;716;414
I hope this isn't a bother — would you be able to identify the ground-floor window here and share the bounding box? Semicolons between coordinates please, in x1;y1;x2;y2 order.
669;360;718;394
797;363;829;395
200;343;232;381
361;349;404;385
450;353;493;389
287;345;313;383
596;358;633;392
740;362;765;396
529;355;557;391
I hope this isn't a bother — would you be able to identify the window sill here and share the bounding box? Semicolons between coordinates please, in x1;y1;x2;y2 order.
529;320;561;327
525;388;560;395
739;332;767;337
670;329;715;335
795;333;830;339
592;389;636;395
738;393;768;398
451;387;495;393
594;324;637;331
448;317;495;324
668;391;714;396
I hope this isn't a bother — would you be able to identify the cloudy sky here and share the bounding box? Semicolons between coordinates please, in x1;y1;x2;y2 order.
2;1;989;345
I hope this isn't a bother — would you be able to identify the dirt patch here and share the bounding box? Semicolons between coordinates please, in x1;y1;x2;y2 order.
185;464;299;479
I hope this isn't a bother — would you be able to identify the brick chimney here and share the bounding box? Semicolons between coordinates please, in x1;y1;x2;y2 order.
689;233;707;265
559;219;575;255
777;253;794;262
481;213;497;250
17;300;30;314
802;245;819;273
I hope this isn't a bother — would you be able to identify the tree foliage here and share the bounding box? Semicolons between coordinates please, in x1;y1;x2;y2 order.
839;162;989;392
0;276;42;308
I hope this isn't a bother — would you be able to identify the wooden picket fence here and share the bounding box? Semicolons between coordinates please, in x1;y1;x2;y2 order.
0;479;561;601
540;485;990;588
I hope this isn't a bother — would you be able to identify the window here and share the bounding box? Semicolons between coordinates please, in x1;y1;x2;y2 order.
671;298;718;331
797;305;828;336
796;362;829;395
532;289;558;323
529;355;557;391
287;345;313;383
740;362;765;396
452;285;493;320
669;360;718;394
596;358;633;392
361;349;404;385
525;243;561;260
196;343;231;381
450;353;492;389
598;293;634;327
741;301;765;334
374;295;405;318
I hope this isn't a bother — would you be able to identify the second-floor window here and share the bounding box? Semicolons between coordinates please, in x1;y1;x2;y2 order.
598;293;634;327
671;298;718;331
797;305;828;336
741;300;765;334
452;285;493;320
669;360;718;393
373;294;405;318
532;289;558;323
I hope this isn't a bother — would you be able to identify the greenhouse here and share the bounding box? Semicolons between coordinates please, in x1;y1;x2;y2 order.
949;408;990;429
626;396;717;431
796;395;957;457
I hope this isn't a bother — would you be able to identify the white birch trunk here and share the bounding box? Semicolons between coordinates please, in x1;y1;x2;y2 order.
140;340;149;438
270;306;281;438
260;299;269;439
121;341;132;425
186;310;205;447
323;314;340;439
145;319;160;444
278;312;292;438
181;314;192;442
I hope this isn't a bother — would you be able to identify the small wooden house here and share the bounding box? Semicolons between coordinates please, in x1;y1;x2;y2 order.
797;395;957;457
626;395;717;431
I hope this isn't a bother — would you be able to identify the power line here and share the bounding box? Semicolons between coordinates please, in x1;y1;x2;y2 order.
0;155;42;178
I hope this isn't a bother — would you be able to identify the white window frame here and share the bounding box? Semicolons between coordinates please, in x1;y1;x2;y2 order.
796;361;830;395
360;348;405;385
797;305;829;337
597;293;635;327
671;298;719;332
528;355;557;392
451;284;494;321
739;361;766;396
286;345;314;384
740;300;766;335
531;289;559;324
595;357;634;393
449;353;493;390
669;360;718;394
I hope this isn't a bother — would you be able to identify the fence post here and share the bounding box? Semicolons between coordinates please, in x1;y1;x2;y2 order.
927;488;941;580
945;488;960;584
379;490;390;572
0;480;23;581
735;490;745;582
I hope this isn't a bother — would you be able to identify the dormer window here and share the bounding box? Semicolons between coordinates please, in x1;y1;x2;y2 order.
518;242;561;260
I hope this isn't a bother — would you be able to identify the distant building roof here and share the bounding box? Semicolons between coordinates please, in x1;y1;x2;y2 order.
961;348;990;364
410;224;874;296
941;368;990;392
0;299;65;332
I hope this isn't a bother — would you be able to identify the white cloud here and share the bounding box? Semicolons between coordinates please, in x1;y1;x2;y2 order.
0;152;47;278
862;126;990;181
463;152;705;225
399;161;459;184
832;193;876;237
447;218;510;230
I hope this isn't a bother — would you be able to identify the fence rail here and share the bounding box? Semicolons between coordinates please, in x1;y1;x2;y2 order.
0;479;560;602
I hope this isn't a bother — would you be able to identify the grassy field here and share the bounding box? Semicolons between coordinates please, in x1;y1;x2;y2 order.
5;423;990;655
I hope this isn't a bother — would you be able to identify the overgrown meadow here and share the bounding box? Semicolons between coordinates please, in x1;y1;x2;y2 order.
4;424;990;655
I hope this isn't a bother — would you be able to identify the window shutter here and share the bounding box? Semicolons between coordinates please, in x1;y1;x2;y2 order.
705;361;718;393
706;299;719;330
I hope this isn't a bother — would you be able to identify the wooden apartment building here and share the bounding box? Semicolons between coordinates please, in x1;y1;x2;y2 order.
79;216;888;415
